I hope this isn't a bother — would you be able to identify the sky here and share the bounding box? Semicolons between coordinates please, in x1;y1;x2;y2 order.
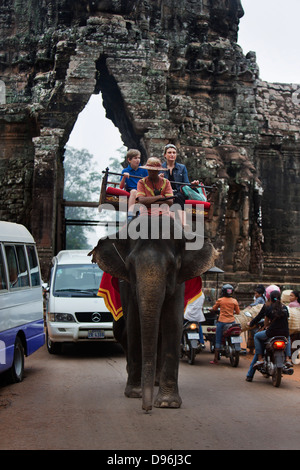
67;0;300;169
238;0;300;84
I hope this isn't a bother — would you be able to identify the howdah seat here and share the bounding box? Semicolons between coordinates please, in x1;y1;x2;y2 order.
99;167;213;219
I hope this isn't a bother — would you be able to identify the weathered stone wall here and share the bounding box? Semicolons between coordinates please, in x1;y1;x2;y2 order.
0;0;299;282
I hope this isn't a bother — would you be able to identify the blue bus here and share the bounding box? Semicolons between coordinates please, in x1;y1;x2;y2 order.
0;221;45;382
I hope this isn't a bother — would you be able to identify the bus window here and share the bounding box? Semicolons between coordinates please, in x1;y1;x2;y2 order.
15;245;30;287
5;245;29;288
5;246;19;288
0;249;7;290
26;245;41;286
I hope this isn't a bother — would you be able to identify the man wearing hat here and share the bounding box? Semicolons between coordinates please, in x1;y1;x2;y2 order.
136;157;174;217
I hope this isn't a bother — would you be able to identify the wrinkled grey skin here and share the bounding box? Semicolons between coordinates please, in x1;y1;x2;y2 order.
89;217;217;411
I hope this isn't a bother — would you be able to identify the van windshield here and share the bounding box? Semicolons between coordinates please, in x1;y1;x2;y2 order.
53;264;103;297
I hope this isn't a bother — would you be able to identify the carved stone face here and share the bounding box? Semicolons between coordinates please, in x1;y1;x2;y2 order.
212;0;244;18
232;0;244;19
209;0;244;39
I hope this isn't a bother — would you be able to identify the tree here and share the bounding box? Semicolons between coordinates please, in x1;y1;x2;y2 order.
63;145;126;248
64;146;99;201
64;146;100;249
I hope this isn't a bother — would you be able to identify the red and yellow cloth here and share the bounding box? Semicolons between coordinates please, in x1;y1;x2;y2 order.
183;275;202;311
97;272;202;321
97;273;123;321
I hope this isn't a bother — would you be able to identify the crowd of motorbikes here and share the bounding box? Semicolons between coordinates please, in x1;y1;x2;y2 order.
180;309;243;367
180;292;294;388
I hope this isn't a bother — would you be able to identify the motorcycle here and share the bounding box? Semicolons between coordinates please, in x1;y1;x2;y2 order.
218;323;242;367
255;336;294;387
202;307;218;353
180;321;203;365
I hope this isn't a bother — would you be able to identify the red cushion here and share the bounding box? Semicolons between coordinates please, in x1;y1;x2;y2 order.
106;187;130;197
185;200;211;210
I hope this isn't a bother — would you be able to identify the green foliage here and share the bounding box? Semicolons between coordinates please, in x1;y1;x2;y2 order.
64;146;99;201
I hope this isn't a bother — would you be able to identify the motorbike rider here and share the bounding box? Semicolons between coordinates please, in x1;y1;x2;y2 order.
209;284;240;364
246;284;274;380
184;287;206;348
247;284;266;353
246;289;292;381
249;284;266;307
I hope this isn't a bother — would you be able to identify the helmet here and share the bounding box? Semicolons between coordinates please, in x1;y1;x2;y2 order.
265;284;280;300
222;284;234;297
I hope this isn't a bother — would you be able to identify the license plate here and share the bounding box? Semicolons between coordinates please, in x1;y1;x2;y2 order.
231;336;242;344
187;333;199;340
88;330;105;339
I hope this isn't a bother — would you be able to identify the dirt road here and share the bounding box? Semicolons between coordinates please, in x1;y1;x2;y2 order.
1;342;300;451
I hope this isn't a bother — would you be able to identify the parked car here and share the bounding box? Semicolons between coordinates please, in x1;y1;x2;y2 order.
46;250;114;354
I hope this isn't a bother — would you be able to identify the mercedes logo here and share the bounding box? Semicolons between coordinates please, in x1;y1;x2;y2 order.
92;312;101;322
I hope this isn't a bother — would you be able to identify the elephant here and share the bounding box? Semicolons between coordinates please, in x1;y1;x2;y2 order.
89;216;217;411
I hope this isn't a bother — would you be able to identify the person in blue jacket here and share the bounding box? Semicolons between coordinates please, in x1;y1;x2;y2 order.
120;149;148;192
161;144;199;226
120;149;148;218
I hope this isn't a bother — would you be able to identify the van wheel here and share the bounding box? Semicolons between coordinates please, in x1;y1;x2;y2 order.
8;337;24;383
46;330;62;355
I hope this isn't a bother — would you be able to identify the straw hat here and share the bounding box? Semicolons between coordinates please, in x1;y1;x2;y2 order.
140;157;165;171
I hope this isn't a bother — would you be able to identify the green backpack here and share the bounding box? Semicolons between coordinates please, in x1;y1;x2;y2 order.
181;184;207;202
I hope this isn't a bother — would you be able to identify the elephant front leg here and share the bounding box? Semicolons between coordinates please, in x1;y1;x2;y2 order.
124;298;142;399
154;293;183;408
154;350;182;408
124;355;142;398
154;382;182;408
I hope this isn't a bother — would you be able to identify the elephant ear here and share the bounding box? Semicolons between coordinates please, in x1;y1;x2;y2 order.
88;233;130;282
177;239;218;284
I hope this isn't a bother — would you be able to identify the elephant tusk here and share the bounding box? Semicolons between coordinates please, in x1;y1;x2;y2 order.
113;243;126;265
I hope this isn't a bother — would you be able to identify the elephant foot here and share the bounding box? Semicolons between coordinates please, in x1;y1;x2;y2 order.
154;391;182;409
124;384;142;398
142;404;152;413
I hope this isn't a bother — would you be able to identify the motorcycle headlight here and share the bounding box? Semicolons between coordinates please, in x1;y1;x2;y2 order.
49;313;75;322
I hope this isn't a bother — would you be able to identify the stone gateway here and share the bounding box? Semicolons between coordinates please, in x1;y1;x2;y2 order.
0;1;299;284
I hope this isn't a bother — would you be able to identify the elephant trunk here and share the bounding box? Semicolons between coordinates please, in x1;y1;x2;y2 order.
136;269;165;412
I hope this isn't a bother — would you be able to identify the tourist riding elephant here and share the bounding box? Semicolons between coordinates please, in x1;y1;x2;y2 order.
89;216;217;411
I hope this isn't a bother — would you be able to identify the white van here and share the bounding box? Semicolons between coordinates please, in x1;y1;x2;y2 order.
46;250;114;353
0;221;45;382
